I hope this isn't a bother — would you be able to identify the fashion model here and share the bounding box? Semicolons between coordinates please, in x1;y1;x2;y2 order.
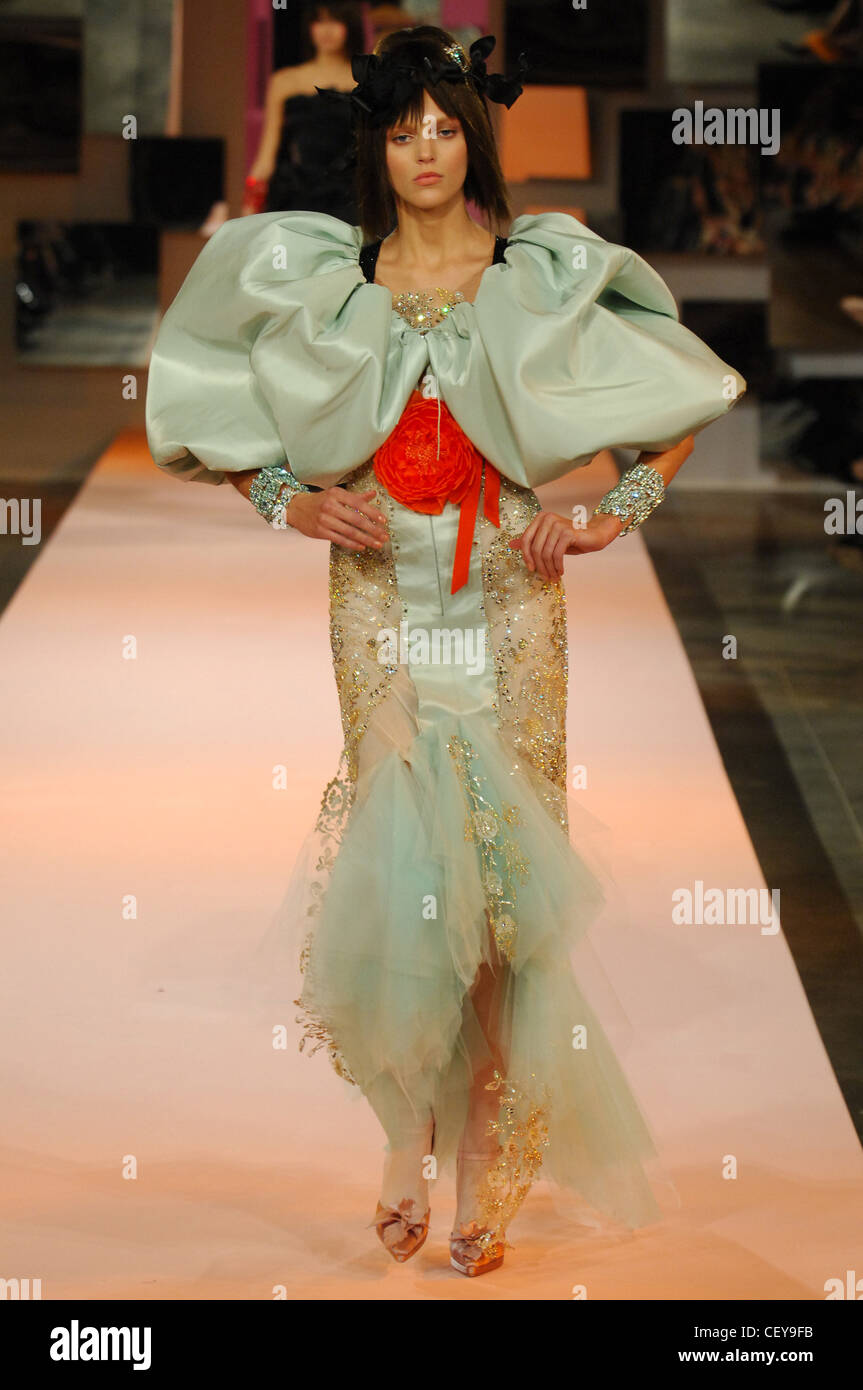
146;27;747;1277
242;3;364;222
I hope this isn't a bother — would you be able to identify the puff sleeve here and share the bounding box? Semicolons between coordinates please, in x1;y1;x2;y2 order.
145;216;293;486
433;212;749;490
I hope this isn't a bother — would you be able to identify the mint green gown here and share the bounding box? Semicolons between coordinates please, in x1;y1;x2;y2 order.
145;210;747;1241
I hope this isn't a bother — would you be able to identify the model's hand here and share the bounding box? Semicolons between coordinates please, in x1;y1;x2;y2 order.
287;487;389;552
509;512;623;579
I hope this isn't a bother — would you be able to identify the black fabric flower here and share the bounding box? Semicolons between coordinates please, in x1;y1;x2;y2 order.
462;36;530;110
318;34;530;130
348;52;422;128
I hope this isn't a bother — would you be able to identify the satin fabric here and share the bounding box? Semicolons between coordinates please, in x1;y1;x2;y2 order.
387;476;498;725
144;209;747;491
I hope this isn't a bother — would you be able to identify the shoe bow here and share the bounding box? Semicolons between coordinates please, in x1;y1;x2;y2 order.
450;1219;506;1261
369;1199;430;1250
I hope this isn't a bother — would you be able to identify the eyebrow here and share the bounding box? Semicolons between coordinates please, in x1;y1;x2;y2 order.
389;113;462;133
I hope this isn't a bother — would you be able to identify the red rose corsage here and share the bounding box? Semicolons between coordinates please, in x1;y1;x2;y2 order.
373;390;500;594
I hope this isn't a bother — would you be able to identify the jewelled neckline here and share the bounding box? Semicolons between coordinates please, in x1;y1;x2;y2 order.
391;287;465;334
366;233;507;333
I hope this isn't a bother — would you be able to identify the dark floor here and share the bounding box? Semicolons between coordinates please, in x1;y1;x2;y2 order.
644;475;863;1141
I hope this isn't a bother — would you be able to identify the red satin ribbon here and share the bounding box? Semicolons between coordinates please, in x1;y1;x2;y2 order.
451;458;500;594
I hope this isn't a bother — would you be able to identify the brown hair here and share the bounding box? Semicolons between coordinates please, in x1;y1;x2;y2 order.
355;26;511;241
302;2;365;62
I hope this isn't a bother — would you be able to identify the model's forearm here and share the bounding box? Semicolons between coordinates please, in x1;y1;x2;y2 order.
226;469;259;502
637;433;695;486
247;155;275;182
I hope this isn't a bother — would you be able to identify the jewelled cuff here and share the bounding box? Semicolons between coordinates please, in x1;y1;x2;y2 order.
592;460;666;536
249;464;311;530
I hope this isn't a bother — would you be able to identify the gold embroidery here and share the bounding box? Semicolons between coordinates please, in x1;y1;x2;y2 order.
294;457;404;1087
446;733;530;962
472;1069;551;1248
328;458;404;786
294;751;359;1085
477;473;570;838
294;1010;358;1085
393;286;465;333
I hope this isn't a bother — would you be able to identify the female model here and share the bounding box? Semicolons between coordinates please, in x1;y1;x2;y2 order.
146;27;746;1277
242;2;364;221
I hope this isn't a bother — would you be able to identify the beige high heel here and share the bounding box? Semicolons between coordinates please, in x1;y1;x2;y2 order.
451;1134;508;1276
370;1116;435;1263
369;1200;431;1262
449;1220;506;1277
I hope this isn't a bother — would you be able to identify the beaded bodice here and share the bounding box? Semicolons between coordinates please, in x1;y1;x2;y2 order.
391;287;465;332
358;234;508;335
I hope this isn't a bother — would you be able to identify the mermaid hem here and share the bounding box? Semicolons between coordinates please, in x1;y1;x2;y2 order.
277;707;668;1237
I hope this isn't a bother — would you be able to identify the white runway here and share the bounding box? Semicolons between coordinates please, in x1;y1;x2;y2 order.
0;429;860;1299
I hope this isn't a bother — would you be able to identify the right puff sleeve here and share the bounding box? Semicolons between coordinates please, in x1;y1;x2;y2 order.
145;216;290;486
449;212;749;490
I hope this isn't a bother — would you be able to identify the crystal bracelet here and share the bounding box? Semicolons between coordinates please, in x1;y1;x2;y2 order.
592;460;666;535
249;465;311;530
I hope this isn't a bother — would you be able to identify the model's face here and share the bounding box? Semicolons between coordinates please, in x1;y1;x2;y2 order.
310;13;348;56
385;91;469;214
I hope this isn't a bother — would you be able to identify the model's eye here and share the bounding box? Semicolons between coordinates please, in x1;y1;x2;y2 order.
390;131;413;144
439;126;459;138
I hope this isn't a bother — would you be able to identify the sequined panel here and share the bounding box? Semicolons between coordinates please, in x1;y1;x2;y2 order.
294;456;404;1086
476;472;570;838
327;457;404;787
392;287;465;333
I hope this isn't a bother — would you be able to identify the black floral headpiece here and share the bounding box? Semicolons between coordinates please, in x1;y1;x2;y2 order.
321;34;529;130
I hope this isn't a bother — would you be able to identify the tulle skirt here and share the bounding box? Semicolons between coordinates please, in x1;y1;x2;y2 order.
288;696;666;1234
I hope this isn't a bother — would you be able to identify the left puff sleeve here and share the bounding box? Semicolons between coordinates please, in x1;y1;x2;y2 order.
439;212;749;490
145;216;291;486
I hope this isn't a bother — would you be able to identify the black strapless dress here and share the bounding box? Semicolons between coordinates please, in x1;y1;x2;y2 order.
265;90;358;224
